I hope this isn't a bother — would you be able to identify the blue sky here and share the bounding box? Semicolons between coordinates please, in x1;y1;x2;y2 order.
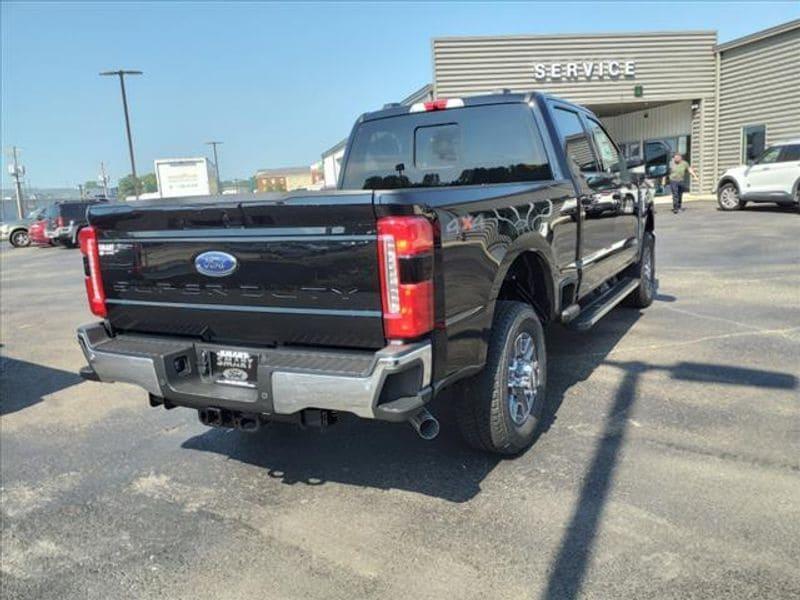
2;1;798;188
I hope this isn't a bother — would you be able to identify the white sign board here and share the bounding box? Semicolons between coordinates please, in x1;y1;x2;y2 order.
154;158;217;199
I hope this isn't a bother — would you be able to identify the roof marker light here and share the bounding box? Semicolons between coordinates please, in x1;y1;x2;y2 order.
409;98;464;113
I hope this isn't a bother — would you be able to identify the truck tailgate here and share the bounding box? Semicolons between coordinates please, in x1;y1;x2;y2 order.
87;192;385;349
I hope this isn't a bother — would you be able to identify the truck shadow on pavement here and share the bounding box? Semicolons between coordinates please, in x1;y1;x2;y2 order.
0;356;83;416
181;309;647;503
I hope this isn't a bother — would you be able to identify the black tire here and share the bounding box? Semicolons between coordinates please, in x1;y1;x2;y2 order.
717;182;744;211
457;301;547;455
623;231;656;308
9;229;30;248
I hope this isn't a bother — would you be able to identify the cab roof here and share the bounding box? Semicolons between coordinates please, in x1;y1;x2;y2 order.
359;90;593;123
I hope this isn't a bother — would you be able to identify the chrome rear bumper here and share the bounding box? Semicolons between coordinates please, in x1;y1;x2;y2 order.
77;322;432;422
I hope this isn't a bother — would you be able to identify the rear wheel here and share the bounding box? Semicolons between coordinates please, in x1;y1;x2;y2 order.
623;232;656;308
457;301;547;455
718;183;744;211
9;229;30;248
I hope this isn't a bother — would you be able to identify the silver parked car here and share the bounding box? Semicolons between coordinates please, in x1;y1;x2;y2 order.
0;208;46;248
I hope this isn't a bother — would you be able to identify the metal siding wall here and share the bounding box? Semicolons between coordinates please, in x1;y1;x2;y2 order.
433;32;717;104
699;97;717;193
717;27;800;179
602;101;693;143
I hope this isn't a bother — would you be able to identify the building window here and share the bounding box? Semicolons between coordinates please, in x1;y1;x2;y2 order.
742;125;766;164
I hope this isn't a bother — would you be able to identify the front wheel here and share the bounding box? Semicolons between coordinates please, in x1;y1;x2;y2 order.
9;229;30;248
718;183;744;211
457;301;547;455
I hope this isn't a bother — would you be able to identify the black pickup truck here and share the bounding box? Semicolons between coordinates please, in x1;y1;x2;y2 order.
77;92;667;454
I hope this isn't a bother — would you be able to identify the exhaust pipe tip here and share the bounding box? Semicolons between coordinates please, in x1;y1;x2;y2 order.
409;408;440;441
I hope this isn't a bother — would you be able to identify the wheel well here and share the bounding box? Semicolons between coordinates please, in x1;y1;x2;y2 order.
10;227;28;235
645;209;654;233
496;252;554;323
718;177;739;195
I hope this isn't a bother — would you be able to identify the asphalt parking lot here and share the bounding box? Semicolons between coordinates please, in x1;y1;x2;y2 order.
1;200;798;600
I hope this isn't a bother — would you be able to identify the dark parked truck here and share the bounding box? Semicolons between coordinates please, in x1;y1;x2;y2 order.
77;92;666;454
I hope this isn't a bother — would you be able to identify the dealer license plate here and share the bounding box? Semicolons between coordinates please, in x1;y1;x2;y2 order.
212;350;258;387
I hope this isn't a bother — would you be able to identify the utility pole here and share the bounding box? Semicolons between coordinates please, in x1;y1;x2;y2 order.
100;69;142;199
9;146;25;219
205;141;222;193
78;183;84;199
99;161;110;198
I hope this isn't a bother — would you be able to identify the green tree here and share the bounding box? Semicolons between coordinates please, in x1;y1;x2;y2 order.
84;180;99;190
117;173;158;198
141;173;158;193
117;174;139;198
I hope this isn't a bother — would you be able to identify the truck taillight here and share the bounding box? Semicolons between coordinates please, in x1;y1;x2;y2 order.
377;216;434;340
78;226;107;317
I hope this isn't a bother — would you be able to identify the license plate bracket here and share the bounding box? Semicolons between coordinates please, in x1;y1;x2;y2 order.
211;349;258;387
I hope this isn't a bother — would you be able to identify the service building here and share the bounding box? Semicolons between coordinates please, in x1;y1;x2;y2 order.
432;19;800;193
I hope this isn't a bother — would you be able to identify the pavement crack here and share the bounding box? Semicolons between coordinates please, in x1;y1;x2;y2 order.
644;438;800;474
658;304;764;332
563;326;800;358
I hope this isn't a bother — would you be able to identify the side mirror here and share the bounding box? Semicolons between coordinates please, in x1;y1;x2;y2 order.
644;140;671;180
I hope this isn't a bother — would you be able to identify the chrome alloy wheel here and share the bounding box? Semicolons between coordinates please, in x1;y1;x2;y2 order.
642;244;655;297
719;185;740;209
10;230;30;247
507;332;540;426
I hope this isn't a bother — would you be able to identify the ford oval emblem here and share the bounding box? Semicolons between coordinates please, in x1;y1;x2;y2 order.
194;251;238;277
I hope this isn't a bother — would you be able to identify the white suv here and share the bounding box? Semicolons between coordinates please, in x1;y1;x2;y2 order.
716;139;800;211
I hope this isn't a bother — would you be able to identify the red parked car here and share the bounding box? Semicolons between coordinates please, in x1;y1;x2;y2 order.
28;219;53;246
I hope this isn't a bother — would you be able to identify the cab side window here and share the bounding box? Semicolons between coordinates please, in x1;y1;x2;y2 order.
755;147;781;165
585;118;622;173
552;107;599;174
778;145;800;162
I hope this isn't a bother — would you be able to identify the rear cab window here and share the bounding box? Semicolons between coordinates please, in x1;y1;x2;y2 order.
341;103;553;189
61;202;92;221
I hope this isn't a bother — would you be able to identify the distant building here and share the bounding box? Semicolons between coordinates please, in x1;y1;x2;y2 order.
321;139;347;189
254;166;313;192
320;84;434;189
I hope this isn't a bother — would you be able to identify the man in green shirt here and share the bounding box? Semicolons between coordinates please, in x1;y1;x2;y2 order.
666;153;699;213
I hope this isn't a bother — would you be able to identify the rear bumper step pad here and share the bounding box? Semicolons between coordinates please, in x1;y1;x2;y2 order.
77;322;431;422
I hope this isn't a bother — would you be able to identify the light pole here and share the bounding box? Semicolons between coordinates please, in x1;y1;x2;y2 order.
99;161;110;199
205;141;222;193
100;69;142;199
8;146;25;218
